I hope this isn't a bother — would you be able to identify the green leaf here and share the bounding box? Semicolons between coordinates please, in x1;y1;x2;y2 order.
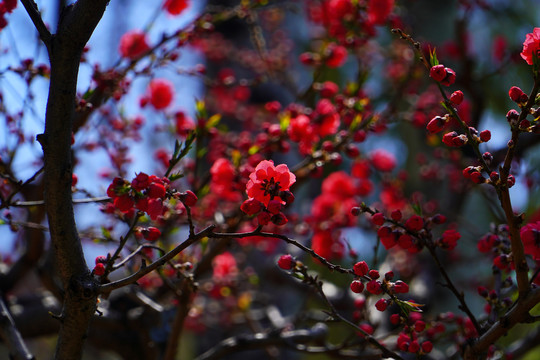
168;172;184;182
411;202;422;216
429;47;439;67
206;114;222;130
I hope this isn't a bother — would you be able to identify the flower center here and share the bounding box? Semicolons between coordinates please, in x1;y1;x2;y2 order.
260;177;282;199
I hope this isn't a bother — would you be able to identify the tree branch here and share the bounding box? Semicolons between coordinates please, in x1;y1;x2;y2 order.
0;296;35;360
100;225;216;294
20;0;52;52
464;287;540;359
195;325;381;360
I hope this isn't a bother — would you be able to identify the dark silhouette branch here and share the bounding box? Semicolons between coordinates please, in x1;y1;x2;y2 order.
20;0;52;51
0;296;35;360
195;325;382;360
28;0;111;359
464;287;540;359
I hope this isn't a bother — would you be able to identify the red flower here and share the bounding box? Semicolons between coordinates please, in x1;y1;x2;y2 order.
367;0;394;25
520;222;540;260
370;150;396;172
131;172;150;191
93;263;106;276
147;198;164;220
375;298;389;311
440;229;461;250
405;215;424;232
163;0;189;16
325;44;348;68
245;160;296;206
148;79;174;110
277;254;295;270
143;227;161;241
114;195;134;212
366;280;382;295
353;261;369;277
212;252;237;280
321;171;356;199
350;280;364;293
240;198;263;215
450;90;464;105
119;30;150;59
521;28;540;65
312;230;344;260
175;111;195;137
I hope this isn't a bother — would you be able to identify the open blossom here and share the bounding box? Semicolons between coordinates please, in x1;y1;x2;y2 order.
370;150;396;172
245;160;296;206
163;0;189;16
367;0;394;25
119;30;150;59
148;79;174;110
520;221;540;260
521;27;540;65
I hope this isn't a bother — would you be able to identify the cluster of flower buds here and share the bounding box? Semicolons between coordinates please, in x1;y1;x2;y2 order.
105;172;197;220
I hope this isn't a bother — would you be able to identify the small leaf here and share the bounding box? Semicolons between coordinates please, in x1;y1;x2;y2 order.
429;47;439;67
168;172;184;182
206;114;222;129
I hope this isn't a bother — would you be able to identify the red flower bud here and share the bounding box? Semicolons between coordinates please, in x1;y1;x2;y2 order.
375;298;389;311
350;280;365;293
371;212;385;226
353;261;369;277
508;86;526;103
369;269;380;279
393;280;409;294
450;90;464;105
241;198;263;215
143;227;161;241
93;263;106;276
181;190;198;206
277;254;294;270
479;130;491;142
430;64;446;82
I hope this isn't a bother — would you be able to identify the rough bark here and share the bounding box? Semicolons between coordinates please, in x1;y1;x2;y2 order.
25;0;111;359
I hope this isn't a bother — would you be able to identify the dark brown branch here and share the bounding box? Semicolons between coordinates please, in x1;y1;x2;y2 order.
11;196;110;207
0;296;35;360
464;287;540;359
100;225;216;294
20;0;52;51
36;1;111;359
195;325;381;360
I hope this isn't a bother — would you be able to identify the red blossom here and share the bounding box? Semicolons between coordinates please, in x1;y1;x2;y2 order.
520;222;540;260
521;27;540;65
212;252;237;280
325;44;348;68
353;261;369;277
375;298;389;311
119;30;150;59
143;227;161;241
241;198;263;216
114;195;134;212
450;90;464;105
350;280;364;293
405;215;424;232
367;0;394;25
370;150;396;172
245;160;296;207
93;263;106;276
312;230;344;260
277;254;295;270
366;280;382;295
148;79;174;110
163;0;189;16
